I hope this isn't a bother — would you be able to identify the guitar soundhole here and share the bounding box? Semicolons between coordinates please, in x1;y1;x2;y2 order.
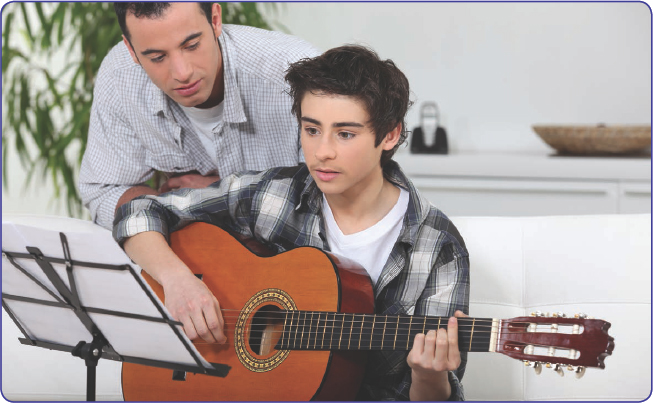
249;305;284;356
235;288;294;372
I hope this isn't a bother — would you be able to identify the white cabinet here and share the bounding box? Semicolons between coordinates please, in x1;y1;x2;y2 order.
394;152;650;217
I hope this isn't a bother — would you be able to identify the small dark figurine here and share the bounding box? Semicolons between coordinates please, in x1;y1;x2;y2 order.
410;102;448;154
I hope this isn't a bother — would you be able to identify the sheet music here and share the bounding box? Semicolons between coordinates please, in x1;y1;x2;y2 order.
2;214;215;371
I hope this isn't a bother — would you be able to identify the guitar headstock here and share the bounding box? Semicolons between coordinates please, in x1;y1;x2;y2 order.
498;312;615;378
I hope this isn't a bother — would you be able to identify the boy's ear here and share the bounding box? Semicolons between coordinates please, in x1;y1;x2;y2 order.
381;123;402;151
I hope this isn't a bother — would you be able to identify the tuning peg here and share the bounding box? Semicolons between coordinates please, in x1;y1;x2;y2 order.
575;313;588;319
524;361;531;366
575;366;586;379
533;362;542;375
553;364;564;377
531;311;544;317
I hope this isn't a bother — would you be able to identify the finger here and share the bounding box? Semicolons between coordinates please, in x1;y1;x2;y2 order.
159;178;181;193
447;316;461;366
411;332;426;356
203;298;227;344
454;310;468;318
433;328;449;368
423;329;437;358
178;314;199;341
190;307;218;344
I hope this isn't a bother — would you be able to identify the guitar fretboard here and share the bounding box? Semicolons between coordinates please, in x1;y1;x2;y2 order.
276;311;494;352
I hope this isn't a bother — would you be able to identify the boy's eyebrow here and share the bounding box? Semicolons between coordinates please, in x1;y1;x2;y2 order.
141;32;203;56
301;116;365;128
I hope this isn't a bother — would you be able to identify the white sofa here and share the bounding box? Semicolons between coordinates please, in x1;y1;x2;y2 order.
2;214;651;401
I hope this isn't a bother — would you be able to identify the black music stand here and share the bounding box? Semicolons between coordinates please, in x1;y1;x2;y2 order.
1;215;230;401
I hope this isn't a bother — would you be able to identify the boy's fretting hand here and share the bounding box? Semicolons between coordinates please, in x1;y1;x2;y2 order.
407;310;467;401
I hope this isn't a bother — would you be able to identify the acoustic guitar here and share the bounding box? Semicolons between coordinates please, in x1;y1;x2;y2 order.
122;223;615;401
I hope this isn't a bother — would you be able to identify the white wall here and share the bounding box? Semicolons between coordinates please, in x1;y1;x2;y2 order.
269;2;651;152
2;2;651;217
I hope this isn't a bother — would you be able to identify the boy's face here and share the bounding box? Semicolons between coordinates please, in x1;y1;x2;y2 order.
300;92;399;199
123;3;224;109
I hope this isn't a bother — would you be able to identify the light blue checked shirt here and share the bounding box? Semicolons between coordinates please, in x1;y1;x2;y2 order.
80;25;320;229
113;161;470;401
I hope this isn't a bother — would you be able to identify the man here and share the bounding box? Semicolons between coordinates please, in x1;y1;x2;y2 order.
80;2;319;229
114;46;469;400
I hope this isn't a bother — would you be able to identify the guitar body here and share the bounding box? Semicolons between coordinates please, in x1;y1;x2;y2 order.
121;223;375;401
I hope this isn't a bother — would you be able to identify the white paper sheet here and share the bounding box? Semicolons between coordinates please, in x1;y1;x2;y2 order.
2;214;214;371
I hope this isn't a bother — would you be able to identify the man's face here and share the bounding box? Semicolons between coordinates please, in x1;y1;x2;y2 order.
300;92;399;200
123;3;223;109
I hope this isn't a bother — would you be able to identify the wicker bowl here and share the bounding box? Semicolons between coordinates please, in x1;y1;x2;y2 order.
532;124;651;155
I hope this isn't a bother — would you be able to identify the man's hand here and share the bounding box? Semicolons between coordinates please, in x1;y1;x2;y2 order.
160;270;226;344
159;173;220;193
407;310;467;401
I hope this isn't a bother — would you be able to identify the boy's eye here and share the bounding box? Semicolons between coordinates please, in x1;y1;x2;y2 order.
339;131;355;140
186;42;199;51
305;127;319;136
150;55;165;63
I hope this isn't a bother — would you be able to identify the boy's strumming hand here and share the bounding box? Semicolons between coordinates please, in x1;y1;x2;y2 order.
160;270;227;344
123;231;226;344
407;310;467;401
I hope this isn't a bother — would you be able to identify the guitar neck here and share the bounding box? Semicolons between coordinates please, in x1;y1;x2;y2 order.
276;311;496;353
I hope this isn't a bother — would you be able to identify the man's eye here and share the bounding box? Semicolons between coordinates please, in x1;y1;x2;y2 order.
339;131;355;140
151;56;165;63
186;42;200;51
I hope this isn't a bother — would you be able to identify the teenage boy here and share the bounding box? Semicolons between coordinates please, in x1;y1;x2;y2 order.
80;2;319;229
114;45;470;400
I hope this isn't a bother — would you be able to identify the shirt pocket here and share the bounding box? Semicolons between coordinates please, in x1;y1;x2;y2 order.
144;147;195;174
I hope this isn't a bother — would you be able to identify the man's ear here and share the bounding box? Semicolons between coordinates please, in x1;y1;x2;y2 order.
211;3;223;39
381;123;402;151
122;35;140;65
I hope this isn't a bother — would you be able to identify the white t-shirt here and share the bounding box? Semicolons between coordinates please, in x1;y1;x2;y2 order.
322;188;409;285
180;103;225;167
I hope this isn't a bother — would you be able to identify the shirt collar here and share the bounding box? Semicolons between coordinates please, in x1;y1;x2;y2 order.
146;27;247;123
383;160;428;248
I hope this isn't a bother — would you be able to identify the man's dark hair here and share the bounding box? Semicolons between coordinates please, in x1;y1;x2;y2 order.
285;45;412;166
114;2;214;41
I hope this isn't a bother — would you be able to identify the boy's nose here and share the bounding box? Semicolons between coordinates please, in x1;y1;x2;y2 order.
315;138;336;161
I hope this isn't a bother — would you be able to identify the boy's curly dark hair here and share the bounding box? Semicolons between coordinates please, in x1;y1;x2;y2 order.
285;45;412;166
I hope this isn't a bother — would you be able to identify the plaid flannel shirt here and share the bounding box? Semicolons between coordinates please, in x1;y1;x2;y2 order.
80;25;319;229
114;161;470;401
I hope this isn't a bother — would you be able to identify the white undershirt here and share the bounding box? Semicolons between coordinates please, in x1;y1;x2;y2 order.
322;188;409;285
180;103;224;166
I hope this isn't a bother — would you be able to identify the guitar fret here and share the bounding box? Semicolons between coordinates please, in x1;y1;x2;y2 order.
309;312;315;350
406;315;413;349
289;311;297;349
381;315;387;349
338;313;345;349
280;310;288;349
393;316;400;349
358;314;364;350
370;316;376;349
348;314;354;349
299;311;307;349
328;312;335;350
469;317;475;352
321;312;327;349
